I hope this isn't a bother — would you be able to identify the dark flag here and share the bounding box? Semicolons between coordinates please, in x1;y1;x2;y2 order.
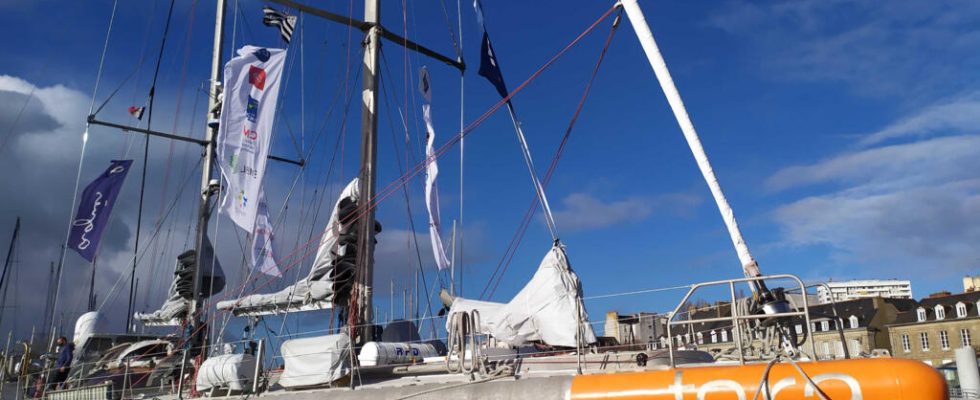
68;160;133;261
479;32;510;100
262;6;297;44
473;0;510;100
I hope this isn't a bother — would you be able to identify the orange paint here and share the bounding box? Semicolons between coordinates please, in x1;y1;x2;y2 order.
569;358;946;400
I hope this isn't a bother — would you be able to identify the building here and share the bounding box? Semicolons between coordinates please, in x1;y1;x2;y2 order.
603;311;666;349
965;275;980;293
796;297;918;360
816;280;913;304
666;297;916;360
886;291;980;366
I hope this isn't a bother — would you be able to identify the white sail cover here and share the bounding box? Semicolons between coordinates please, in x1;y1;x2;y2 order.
279;332;350;388
216;179;360;316
420;67;450;271
216;45;287;232
446;244;596;347
196;353;256;392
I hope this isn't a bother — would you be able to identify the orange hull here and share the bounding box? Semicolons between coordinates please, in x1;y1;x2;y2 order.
570;358;946;399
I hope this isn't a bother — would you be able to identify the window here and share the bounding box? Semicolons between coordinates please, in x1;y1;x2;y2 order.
795;324;803;334
962;329;972;347
935;305;946;320
821;320;829;331
710;330;717;343
849;315;858;329
849;339;861;354
902;334;911;352
956;302;968;318
920;332;930;351
696;332;703;344
834;341;845;358
721;329;728;342
940;331;950;350
917;308;927;322
822;342;831;358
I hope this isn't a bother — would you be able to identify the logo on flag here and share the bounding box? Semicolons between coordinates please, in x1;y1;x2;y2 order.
68;160;134;262
216;46;287;232
249;65;267;90
246;96;259;122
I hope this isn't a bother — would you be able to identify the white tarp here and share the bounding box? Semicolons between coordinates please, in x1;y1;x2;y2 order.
279;333;350;388
446;244;596;347
420;67;450;271
216;45;287;232
196;353;256;392
216;179;359;316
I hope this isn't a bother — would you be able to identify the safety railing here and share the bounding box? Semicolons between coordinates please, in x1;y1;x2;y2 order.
665;274;817;367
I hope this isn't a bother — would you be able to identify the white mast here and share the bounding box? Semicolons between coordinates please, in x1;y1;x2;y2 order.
620;0;765;292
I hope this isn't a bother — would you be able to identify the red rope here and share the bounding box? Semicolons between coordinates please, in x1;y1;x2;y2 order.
125;5;619;390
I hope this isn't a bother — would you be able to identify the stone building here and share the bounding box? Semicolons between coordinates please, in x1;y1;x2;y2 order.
603;311;666;349
886;291;980;366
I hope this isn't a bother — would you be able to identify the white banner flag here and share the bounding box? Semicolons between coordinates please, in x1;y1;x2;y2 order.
420;67;451;270
216;45;287;232
251;194;281;277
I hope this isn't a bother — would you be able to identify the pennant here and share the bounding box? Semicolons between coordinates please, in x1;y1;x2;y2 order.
68;160;133;262
420;67;451;271
262;6;297;44
128;106;145;120
216;46;287;232
251;194;281;277
473;0;510;100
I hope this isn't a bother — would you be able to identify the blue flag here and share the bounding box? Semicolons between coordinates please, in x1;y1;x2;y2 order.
68;160;133;261
474;0;510;100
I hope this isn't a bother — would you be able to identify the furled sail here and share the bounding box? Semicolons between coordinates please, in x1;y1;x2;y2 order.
420;67;450;271
135;237;226;326
216;178;378;316
444;244;596;347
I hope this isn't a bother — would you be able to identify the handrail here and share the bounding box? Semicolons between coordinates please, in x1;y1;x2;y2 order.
665;274;817;367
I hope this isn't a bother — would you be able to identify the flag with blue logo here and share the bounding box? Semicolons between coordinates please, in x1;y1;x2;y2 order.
473;0;510;101
68;159;134;262
216;46;287;232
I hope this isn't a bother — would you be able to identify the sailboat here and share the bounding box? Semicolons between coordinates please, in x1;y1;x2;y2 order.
35;0;949;399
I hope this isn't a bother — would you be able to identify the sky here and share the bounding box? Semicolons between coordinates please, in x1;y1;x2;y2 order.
0;0;978;346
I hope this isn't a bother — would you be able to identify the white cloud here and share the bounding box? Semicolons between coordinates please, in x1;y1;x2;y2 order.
766;135;980;192
858;94;980;146
768;91;980;276
708;0;980;99
552;192;701;232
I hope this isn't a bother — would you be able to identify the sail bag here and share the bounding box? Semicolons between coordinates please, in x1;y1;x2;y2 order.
446;244;596;347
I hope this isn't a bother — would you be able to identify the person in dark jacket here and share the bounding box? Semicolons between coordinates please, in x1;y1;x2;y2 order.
49;336;74;390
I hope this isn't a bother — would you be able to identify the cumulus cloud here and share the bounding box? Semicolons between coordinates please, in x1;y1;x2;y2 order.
858;94;980;146
552;192;702;232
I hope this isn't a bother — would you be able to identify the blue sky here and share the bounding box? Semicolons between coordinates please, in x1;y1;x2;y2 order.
1;0;978;341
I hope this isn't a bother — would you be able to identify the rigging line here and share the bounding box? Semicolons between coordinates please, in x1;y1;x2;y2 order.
262;4;622;282
0;84;38;156
50;0;120;338
127;0;177;333
483;11;622;300
455;0;465;296
98;157;203;312
180;6;620;329
303;51;364;247
378;63;440;338
437;0;462;60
